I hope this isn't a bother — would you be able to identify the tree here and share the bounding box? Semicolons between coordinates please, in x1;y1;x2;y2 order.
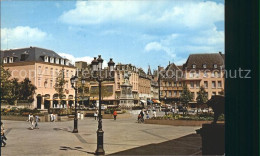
20;78;37;105
180;85;193;115
54;69;67;105
0;64;17;105
196;86;208;114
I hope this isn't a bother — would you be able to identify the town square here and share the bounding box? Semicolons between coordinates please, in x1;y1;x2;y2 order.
0;0;227;155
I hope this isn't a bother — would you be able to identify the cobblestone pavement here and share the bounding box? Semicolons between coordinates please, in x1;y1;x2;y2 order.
1;117;201;156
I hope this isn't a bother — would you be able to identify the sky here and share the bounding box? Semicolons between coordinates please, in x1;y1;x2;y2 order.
1;0;224;72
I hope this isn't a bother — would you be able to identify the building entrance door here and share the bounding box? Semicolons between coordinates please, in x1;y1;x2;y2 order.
37;96;42;109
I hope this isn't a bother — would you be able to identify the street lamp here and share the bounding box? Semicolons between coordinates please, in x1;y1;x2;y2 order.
70;75;79;133
164;95;167;115
91;55;114;155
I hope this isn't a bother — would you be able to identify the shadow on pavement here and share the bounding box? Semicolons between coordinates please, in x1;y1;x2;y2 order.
108;134;202;155
59;146;95;155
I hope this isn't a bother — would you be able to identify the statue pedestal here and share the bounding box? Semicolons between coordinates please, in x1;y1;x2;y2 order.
196;123;225;155
119;83;134;109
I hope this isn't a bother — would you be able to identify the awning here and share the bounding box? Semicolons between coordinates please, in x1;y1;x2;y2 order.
152;99;161;104
140;100;146;103
90;97;99;100
147;100;153;104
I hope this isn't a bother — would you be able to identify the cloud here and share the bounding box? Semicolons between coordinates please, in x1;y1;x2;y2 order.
58;53;108;67
1;26;49;50
59;1;224;30
145;41;176;58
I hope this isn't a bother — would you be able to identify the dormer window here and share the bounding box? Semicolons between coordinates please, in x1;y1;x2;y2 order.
3;57;7;63
192;64;196;68
55;58;59;64
9;57;13;63
50;57;54;63
214;64;217;68
44;56;49;62
203;64;206;68
65;60;69;66
60;59;64;65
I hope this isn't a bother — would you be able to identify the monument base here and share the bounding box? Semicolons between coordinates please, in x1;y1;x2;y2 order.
196;123;225;155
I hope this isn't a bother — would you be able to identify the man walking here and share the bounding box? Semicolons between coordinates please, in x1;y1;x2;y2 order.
35;115;40;129
113;110;117;120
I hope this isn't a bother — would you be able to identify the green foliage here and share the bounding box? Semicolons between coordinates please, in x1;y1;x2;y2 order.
151;113;225;121
180;85;192;114
54;69;67;101
20;78;37;103
196;86;208;114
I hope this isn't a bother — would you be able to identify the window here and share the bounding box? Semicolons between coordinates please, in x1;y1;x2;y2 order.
3;58;7;63
60;59;64;65
211;72;215;77
214;64;217;68
44;79;48;88
9;57;13;63
45;67;48;75
71;70;74;76
178;82;182;87
190;81;194;88
50;80;53;88
50;68;53;76
168;91;172;97
196;71;199;78
196;81;200;88
218;81;222;88
204;81;208;88
174;82;177;87
44;56;49;62
50;57;54;63
203;71;208;78
55;58;60;64
174;91;177;96
192;64;196;68
179;91;182;96
38;78;41;87
38;66;42;74
212;81;216;88
203;64;207;68
169;82;172;86
189;72;194;78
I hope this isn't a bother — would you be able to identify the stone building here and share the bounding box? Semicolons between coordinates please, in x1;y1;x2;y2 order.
182;52;225;102
138;68;151;106
159;63;184;104
1;47;76;109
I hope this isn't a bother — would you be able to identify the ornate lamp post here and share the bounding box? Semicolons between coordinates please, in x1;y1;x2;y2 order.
164;95;167;115
90;55;114;155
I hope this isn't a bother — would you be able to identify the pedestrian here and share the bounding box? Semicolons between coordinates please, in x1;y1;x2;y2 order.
50;113;54;122
35;115;40;129
53;114;56;122
172;108;175;114
140;110;144;119
113;110;117;120
94;111;98;120
29;114;34;129
153;110;157;118
146;111;150;119
1;121;7;147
